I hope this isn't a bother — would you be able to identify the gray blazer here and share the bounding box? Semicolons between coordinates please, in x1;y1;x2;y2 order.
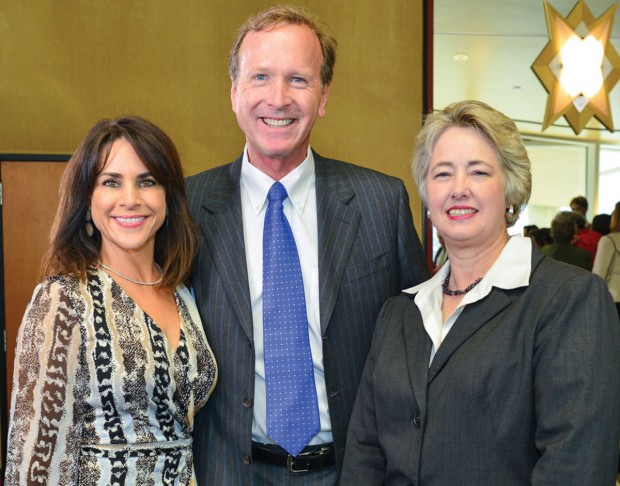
342;249;620;485
186;152;429;485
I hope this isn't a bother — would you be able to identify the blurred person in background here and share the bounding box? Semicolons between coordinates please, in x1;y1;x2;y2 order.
523;224;538;237
592;213;611;236
529;227;552;249
566;211;600;263
542;212;592;271
593;201;620;318
570;195;589;222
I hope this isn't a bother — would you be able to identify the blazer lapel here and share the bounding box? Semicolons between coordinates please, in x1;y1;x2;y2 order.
427;247;547;382
428;289;512;382
315;153;361;334
197;158;253;340
402;296;432;422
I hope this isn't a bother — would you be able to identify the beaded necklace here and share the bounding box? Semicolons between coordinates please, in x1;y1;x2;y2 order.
442;268;482;296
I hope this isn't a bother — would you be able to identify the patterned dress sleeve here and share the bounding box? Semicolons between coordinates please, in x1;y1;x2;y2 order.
5;277;86;486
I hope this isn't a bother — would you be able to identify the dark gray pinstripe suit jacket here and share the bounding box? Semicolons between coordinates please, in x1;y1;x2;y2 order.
186;152;429;485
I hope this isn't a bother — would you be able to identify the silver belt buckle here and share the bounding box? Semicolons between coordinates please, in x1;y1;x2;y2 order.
287;454;309;473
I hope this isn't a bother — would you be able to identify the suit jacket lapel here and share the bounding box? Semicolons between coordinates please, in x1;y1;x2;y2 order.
402;296;432;422
197;157;253;340
427;249;546;382
428;289;512;382
315;153;361;334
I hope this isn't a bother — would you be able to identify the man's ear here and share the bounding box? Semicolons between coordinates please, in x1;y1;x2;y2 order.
318;84;330;118
231;80;238;114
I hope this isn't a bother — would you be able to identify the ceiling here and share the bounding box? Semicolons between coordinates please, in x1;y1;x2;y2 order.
433;0;620;144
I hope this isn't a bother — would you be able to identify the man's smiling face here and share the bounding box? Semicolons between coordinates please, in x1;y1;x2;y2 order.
230;23;330;175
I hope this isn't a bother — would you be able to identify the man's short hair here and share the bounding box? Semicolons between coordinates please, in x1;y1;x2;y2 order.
570;196;588;213
551;212;577;244
229;5;337;87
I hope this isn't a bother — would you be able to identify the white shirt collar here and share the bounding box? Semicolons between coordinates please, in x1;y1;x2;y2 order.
405;235;532;296
480;235;532;290
240;145;315;216
404;236;532;356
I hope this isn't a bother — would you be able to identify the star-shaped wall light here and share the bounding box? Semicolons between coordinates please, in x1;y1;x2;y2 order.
531;0;620;134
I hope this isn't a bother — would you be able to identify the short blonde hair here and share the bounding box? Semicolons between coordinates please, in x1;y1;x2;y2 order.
412;100;531;227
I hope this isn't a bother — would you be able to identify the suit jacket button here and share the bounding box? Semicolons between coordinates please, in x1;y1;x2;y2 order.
243;455;251;465
243;396;253;408
413;412;421;427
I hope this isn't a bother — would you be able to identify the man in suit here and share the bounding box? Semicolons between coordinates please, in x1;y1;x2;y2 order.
542;212;592;271
187;6;429;485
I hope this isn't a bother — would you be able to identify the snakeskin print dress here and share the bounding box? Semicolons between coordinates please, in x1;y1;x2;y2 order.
5;268;217;485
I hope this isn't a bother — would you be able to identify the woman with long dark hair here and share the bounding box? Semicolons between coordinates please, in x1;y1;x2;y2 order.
5;116;217;485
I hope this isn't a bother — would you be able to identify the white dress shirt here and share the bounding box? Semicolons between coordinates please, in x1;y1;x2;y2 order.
240;146;333;446
404;236;533;364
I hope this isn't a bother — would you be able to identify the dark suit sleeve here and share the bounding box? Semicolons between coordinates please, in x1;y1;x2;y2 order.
341;301;394;485
395;180;430;289
532;271;620;485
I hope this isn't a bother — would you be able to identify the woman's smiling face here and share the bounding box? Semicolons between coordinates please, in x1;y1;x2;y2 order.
91;138;166;260
426;126;508;251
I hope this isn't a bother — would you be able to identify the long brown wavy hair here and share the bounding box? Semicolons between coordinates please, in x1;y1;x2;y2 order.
42;116;199;290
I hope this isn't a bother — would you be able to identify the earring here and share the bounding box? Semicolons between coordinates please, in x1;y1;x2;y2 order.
426;210;431;219
86;209;94;237
506;206;514;217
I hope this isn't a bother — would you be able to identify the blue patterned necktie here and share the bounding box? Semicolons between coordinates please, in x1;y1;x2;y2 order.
263;181;320;457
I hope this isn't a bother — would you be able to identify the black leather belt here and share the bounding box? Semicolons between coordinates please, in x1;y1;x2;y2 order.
251;441;335;473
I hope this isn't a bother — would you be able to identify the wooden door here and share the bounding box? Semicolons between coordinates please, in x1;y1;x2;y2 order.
0;158;67;469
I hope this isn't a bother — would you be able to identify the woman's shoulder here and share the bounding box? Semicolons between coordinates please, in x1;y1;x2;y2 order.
375;293;419;332
382;292;418;314
21;274;87;334
29;273;87;308
35;273;81;293
368;293;423;356
536;252;609;295
537;251;587;276
600;232;620;248
175;283;204;325
174;283;195;309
